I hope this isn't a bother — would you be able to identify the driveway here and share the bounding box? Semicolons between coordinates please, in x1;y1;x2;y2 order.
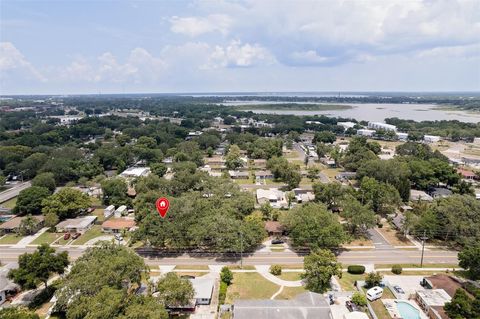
368;228;393;250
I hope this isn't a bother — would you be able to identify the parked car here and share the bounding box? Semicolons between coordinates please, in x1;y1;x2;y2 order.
87;207;95;213
271;238;284;244
72;233;81;239
393;285;405;294
63;233;71;240
346;300;360;312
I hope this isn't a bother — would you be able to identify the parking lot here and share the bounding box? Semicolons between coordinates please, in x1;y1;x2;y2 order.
383;275;424;299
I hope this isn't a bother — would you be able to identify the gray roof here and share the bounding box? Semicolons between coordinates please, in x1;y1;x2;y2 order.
0;263;19;292
189;277;214;300
234;292;331;319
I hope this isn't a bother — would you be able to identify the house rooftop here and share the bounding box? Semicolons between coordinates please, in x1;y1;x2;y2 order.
0;215;44;230
189;276;214;300
424;274;464;298
56;216;96;229
234;292;330;319
417;289;451;307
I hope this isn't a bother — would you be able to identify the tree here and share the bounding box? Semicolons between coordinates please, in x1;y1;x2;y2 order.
14;186;51;215
444;289;479;319
101;178;130;207
32;172;56;193
340;196;376;236
307;167;320;181
458;244;480;280
42;187;91;220
313;182;349;209
225;144;243;170
55;242;148;313
0;308;40;319
351;292;367;306
313;131;336;144
220;266;233;285
17;215;40;236
283;165;301;190
156;272;194;307
303;249;342;293
44;212;59;228
365;271;383;288
281;203;348;249
0;173;6;186
316;142;332;158
120;296;168;319
150;163;167;177
8;244;69;289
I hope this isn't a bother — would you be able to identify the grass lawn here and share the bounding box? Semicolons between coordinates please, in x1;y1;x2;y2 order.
278;272;303;281
374;263;459;269
174;271;208;277
174;265;210;270
345;237;374;246
376;224;412;246
337;273;365;291
322;168;342;179
31;232;61;245
275;286;307;300
363;286;395;319
225;273;279;303
271;247;285;252
92;208;105;222
70;225;104;245
284;150;301;159
89;196;102;206
1;197;17;209
275;264;304;269
227;265;255;270
380;270;449;276
55;236;71;245
0;233;22;244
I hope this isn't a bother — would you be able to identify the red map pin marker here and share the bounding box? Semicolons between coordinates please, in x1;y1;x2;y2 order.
155;197;170;218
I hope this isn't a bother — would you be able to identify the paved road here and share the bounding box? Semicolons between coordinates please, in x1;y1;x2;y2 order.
0;246;458;266
0;181;31;204
368;228;393;250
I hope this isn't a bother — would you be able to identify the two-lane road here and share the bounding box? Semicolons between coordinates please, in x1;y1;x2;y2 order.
0;246;458;267
0;181;31;204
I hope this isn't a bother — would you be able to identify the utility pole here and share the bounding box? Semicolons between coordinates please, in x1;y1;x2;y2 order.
240;231;243;269
420;230;428;268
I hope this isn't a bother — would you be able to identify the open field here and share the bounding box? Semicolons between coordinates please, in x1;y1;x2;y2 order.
225;272;279;303
376;223;412;246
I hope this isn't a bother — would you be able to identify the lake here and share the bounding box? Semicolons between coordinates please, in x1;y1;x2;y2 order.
225;102;480;123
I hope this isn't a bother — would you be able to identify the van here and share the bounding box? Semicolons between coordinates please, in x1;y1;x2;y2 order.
366;286;383;301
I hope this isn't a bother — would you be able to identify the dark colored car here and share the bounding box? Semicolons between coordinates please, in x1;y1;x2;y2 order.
393;285;405;294
63;233;71;240
72;233;81;239
346;301;360;312
271;238;284;244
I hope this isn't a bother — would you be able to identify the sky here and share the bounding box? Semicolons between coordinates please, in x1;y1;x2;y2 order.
1;0;479;95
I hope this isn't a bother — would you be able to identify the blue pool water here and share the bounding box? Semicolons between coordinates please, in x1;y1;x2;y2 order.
396;301;421;319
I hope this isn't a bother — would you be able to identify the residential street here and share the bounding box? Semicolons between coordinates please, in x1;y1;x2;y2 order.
0;245;458;266
0;181;31;204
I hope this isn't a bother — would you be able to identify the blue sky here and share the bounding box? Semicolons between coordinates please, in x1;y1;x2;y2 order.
1;0;479;94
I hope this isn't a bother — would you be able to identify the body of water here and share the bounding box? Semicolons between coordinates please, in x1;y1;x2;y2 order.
228;102;480;123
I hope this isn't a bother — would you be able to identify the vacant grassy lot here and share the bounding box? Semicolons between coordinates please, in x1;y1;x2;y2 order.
277;272;303;281
92;208;105;222
337;273;365;291
225;273;279;303
1;197;17;209
275;286;307;300
0;233;22;244
70;225;104;245
174;272;208;277
376;223;412;246
31;232;61;245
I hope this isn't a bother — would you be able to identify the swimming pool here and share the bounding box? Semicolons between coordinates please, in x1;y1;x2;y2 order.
396;301;421;319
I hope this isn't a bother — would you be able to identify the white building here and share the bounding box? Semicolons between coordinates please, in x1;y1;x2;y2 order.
337;121;356;130
256;188;288;209
423;135;441;143
120;167;151;179
104;205;115;219
55;216;97;234
396;132;409;141
357;129;375;137
189;277;215;305
114;205;128;217
368;122;397;132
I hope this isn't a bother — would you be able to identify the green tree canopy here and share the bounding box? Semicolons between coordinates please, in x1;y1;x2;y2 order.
303;249;342;293
42;187;91;220
31;172;56;193
459;244;480;280
14;186;51;215
156;272;194;307
101;178;130;207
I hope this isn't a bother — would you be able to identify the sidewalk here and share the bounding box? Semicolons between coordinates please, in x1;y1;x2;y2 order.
13;227;49;248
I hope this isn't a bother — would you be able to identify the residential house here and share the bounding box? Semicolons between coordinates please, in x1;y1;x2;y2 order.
55;216;97;234
335;172;357;181
367;122;397;132
104;205;115;219
423;135;441;143
251;159;267;169
416;289;451;319
0;215;45;234
396;132;409;141
356;129;375;137
256;188;287;209
102;218;136;233
457;168;477;180
264;221;284;237
254;170;273;180
410;189;434;202
233;292;331;319
189;276;215;305
204;156;225;167
120;167;151;180
337;121;356;131
0;263;20;305
229;170;249;180
293;188;315;203
428;187;452;199
114;205;128;217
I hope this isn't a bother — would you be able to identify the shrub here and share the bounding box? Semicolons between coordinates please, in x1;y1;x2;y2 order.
365;271;383;288
391;264;402;275
220;266;233;285
218;281;228;305
347;265;366;274
270;264;282;276
351;291;367;306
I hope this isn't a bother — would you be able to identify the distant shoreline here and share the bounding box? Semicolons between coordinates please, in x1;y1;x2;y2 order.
233;103;353;111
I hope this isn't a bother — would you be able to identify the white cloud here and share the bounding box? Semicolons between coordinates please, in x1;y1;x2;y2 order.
207;40;275;68
170;14;232;37
0;42;47;81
